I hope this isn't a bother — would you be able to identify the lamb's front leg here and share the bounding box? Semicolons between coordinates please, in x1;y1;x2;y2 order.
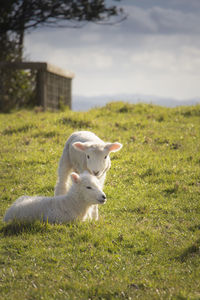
54;150;72;196
84;205;98;221
91;205;99;221
90;172;106;220
99;172;106;189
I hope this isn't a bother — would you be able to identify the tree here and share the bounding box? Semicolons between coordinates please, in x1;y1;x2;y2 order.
0;0;125;111
0;0;125;59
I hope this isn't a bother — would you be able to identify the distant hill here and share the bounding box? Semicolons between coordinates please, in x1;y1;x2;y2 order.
73;94;200;111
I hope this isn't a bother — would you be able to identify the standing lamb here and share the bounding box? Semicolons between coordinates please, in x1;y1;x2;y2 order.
54;131;122;220
4;172;106;224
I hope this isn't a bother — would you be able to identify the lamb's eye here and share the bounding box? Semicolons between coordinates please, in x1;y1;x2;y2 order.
86;186;92;189
104;155;107;159
87;155;90;159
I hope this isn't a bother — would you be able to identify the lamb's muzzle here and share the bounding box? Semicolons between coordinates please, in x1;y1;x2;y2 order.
93;171;100;176
98;193;106;204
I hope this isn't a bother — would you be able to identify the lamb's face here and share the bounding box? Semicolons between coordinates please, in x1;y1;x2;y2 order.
80;173;107;205
73;142;122;178
85;146;110;177
71;172;106;205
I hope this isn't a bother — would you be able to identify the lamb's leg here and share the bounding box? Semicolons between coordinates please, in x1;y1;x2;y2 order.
83;205;98;221
91;205;99;220
90;172;106;220
54;148;72;196
82;206;94;221
99;172;106;189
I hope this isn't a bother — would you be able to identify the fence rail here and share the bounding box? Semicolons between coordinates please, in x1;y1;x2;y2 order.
0;61;74;110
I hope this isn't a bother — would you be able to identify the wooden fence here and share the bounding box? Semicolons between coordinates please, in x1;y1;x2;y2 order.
0;62;74;110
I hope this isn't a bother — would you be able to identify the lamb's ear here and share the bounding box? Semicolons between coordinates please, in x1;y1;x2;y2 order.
105;142;123;153
72;142;88;152
71;172;80;184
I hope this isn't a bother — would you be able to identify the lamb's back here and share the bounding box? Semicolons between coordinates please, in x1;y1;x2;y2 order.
4;196;54;222
67;131;104;145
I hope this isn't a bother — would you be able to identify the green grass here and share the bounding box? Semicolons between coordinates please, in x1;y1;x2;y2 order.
0;102;200;300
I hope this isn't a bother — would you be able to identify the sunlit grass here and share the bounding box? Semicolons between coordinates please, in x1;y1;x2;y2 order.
0;102;200;299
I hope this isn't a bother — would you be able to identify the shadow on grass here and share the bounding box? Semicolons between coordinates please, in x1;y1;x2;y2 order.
33;131;58;138
0;221;51;237
0;220;82;237
58;117;93;128
2;124;35;135
189;224;200;232
177;239;200;262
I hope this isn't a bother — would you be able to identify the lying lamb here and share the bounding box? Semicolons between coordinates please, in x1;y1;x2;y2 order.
54;131;122;219
4;172;106;224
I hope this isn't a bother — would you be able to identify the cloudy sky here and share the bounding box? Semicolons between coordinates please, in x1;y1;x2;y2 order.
24;0;200;103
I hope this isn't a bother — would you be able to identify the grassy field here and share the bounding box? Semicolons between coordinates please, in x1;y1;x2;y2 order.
0;102;200;300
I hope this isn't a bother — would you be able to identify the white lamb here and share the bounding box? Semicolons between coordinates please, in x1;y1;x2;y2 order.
4;172;107;224
54;131;122;220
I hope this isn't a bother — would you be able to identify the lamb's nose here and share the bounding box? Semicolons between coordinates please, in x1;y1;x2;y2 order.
93;171;99;176
102;194;106;200
99;193;106;204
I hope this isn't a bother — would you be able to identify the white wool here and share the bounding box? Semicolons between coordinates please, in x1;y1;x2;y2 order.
4;172;106;224
54;131;122;220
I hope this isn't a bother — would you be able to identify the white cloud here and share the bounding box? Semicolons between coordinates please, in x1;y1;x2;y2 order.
118;5;200;35
150;6;200;34
24;1;200;101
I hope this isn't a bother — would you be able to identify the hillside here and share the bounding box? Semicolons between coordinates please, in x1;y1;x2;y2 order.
73;94;200;111
0;102;200;299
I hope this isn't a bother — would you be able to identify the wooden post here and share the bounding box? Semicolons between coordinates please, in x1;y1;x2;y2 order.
37;70;48;108
0;62;74;110
68;78;72;109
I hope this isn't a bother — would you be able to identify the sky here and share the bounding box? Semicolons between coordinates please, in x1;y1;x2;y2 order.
24;0;200;103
